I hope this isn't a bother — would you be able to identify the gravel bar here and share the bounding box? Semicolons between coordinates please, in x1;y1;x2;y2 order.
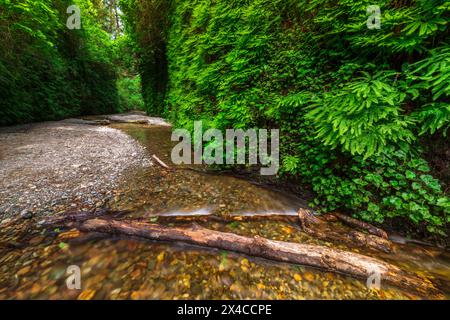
0;120;152;221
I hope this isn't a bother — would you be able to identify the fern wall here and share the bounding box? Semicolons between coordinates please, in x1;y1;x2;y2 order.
0;0;120;126
127;0;450;236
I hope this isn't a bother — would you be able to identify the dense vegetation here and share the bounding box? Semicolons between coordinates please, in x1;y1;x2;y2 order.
0;0;142;126
0;0;448;238
120;0;172;115
122;0;449;237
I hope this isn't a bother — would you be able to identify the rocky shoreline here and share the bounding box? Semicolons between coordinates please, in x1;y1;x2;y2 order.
0;116;155;222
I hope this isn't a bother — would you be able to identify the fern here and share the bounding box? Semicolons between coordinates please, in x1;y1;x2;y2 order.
306;71;414;158
408;45;450;135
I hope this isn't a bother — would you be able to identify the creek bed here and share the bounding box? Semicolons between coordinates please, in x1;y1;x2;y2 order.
0;123;448;299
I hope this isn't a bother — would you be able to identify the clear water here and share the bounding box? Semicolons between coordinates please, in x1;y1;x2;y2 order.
0;123;448;300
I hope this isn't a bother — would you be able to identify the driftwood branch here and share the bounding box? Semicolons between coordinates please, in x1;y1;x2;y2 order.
152;154;171;169
332;212;388;239
298;209;393;253
37;209;129;227
37;210;298;227
75;218;442;299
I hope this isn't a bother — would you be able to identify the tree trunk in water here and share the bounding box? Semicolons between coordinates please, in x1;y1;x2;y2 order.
37;209;300;227
37;209;129;227
76;218;443;299
332;212;389;239
298;209;393;253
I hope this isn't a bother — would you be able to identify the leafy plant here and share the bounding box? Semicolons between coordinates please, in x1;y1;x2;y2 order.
0;0;121;125
102;0;450;236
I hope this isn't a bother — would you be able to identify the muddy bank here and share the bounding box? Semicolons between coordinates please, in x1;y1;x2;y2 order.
0;120;151;221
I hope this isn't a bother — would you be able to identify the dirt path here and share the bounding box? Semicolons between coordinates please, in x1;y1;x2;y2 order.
0;118;154;221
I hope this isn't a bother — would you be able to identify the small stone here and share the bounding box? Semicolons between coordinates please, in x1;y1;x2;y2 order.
29;236;45;245
241;258;250;268
30;283;41;295
20;210;32;219
57;229;80;240
17;266;31;276
157;252;165;262
77;290;96;300
304;272;315;282
1;218;12;225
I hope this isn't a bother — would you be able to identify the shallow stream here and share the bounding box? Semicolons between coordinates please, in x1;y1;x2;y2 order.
0;123;448;299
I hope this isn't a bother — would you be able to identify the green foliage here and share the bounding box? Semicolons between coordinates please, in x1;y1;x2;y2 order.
305;71;414;158
0;0;120;126
407;45;450;135
116;75;145;111
124;0;449;236
281;136;448;235
120;0;173;115
111;35;145;111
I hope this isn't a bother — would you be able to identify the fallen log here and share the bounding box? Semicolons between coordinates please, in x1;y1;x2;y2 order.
319;214;339;222
298;209;393;253
389;233;442;248
37;209;130;227
142;214;295;224
332;212;388;239
38;209;299;227
77;218;443;299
